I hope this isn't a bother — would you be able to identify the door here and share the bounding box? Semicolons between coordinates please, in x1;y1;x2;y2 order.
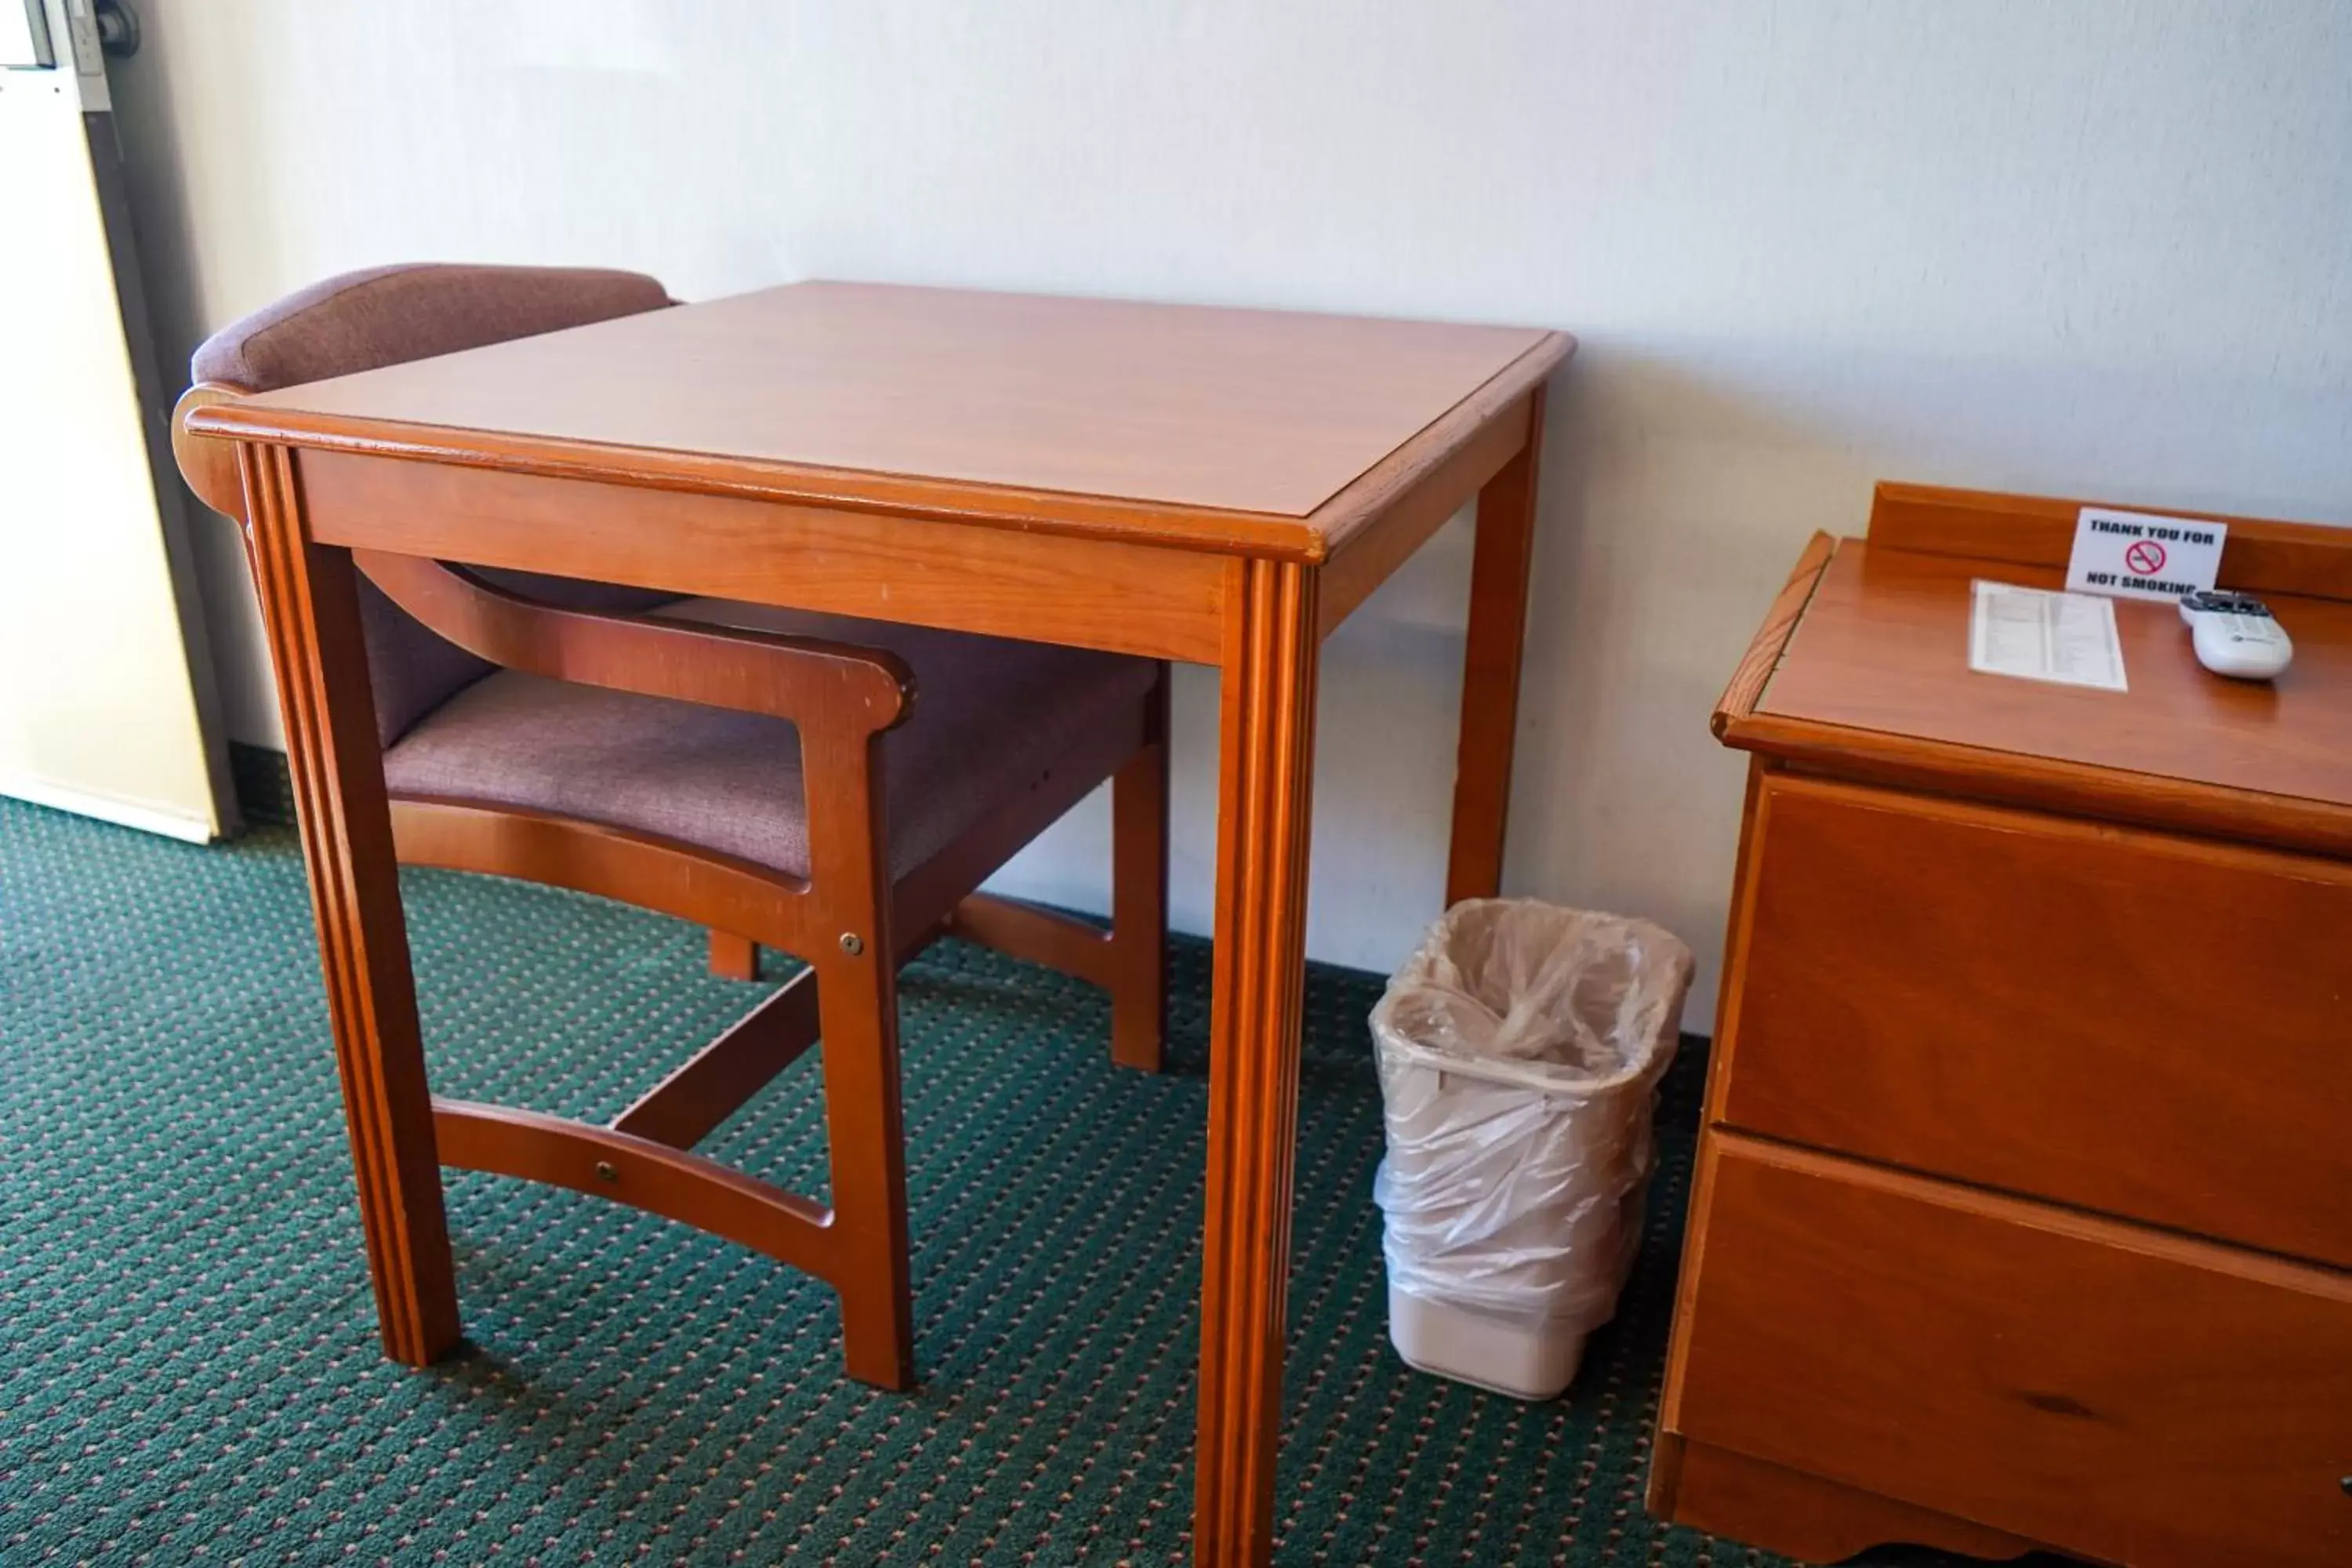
0;0;234;840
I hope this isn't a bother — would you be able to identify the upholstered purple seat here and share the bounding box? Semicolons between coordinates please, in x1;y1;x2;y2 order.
383;601;1158;879
193;263;1160;877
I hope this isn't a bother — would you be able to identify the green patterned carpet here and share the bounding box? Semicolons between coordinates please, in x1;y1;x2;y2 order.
4;793;1857;1566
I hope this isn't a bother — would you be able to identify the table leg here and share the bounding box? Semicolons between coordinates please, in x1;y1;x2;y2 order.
1445;383;1548;905
239;444;459;1367
1196;559;1320;1566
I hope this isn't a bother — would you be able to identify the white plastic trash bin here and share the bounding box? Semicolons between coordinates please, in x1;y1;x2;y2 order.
1370;899;1693;1399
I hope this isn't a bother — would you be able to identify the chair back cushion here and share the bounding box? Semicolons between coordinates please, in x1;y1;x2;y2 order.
191;262;670;391
191;263;681;745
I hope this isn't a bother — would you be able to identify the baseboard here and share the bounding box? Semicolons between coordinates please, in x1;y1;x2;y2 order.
0;778;219;844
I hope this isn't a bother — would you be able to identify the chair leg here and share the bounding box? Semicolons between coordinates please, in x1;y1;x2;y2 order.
817;945;915;1389
707;929;760;982
805;732;916;1391
1109;666;1171;1072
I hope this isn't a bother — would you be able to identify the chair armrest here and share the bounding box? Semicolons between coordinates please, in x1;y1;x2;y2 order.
356;550;914;737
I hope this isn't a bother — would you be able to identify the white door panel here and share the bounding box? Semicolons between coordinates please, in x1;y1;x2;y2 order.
0;6;231;841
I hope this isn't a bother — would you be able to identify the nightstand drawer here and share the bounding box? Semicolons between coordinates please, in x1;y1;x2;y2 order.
1670;1137;2352;1568
1719;773;2352;1267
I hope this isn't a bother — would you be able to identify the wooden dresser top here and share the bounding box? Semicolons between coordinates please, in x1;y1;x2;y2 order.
1765;542;2352;809
1718;485;2352;856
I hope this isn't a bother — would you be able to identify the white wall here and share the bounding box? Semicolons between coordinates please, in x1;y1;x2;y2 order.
110;1;2352;1023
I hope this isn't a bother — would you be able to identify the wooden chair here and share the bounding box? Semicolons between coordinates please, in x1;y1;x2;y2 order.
171;263;1171;1389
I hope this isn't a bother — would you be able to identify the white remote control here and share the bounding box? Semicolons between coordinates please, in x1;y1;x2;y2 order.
2179;590;2293;681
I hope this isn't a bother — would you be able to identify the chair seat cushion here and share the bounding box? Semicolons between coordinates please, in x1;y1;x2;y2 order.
380;601;1159;882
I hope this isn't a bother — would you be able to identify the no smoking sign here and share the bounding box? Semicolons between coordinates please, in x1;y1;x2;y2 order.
2066;507;2227;603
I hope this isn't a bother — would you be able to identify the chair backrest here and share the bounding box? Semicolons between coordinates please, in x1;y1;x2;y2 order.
191;263;681;746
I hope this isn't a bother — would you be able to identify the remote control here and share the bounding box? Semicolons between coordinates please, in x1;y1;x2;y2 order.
2179;590;2293;681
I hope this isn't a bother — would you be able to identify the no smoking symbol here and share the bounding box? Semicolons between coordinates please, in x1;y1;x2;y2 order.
2124;539;2167;576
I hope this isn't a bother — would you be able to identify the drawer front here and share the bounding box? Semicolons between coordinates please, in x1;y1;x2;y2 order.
1721;773;2352;1266
1671;1136;2352;1568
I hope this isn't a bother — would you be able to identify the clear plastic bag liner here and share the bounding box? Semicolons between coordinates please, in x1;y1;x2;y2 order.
1371;900;1693;1333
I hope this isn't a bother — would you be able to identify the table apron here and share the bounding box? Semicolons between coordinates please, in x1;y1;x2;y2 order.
289;448;1232;665
1316;386;1533;637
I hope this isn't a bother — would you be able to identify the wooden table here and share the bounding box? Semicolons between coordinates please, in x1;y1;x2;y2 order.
190;281;1572;1565
1653;484;2352;1567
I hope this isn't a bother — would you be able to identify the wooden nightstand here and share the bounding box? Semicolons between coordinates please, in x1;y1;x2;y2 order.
1648;485;2352;1568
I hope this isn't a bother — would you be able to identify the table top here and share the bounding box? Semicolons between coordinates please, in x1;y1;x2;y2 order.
196;281;1570;558
1758;540;2352;815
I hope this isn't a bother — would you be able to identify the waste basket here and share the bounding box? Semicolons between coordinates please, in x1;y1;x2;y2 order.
1371;899;1693;1398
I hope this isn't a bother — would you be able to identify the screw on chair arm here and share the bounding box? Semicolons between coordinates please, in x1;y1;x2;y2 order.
354;550;915;737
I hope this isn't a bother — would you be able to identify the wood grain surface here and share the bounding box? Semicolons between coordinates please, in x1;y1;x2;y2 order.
1709;531;1835;738
1443;383;1547;904
1755;541;2352;818
301;451;1233;664
235;444;460;1367
1196;558;1322;1565
1868;481;2352;603
191;281;1569;553
1723;772;2352;1269
1671;1134;2352;1568
1650;1436;2038;1566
